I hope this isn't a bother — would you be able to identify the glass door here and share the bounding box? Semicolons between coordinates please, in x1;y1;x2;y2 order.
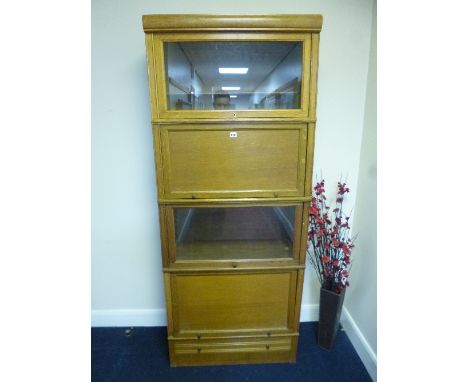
153;33;311;119
166;204;303;263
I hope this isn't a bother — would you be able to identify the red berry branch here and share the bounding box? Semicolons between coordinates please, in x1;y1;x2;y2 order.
307;180;356;294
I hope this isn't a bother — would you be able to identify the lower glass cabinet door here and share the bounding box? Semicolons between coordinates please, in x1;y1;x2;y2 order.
167;205;302;262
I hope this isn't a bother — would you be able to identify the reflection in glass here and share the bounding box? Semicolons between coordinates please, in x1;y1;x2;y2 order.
174;206;296;261
164;42;302;111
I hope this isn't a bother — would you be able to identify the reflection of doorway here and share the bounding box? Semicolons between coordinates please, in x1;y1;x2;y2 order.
165;41;302;110
257;77;300;109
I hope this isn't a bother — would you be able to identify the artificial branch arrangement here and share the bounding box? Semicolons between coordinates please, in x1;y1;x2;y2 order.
307;180;356;294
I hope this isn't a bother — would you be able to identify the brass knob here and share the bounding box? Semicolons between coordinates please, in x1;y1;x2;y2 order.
232;263;238;268
266;345;270;350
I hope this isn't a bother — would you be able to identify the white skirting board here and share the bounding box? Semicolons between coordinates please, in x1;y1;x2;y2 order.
91;304;376;380
91;309;167;327
91;305;320;327
341;307;377;381
299;303;320;321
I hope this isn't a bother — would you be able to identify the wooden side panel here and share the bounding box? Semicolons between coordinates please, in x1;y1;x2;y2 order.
304;123;316;196
299;201;310;265
292;269;305;333
171;272;296;335
158;205;169;267
160;124;307;199
152;125;165;198
309;33;320;121
144;34;158;120
164;272;174;336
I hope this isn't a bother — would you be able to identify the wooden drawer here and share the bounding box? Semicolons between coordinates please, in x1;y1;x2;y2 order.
169;271;297;336
169;336;297;366
157;124;307;199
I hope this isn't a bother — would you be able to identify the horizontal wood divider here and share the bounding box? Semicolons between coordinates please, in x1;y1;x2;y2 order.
158;197;312;205
153;118;317;124
163;265;305;273
168;332;299;341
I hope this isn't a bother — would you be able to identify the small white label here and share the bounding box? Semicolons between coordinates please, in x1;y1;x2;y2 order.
229;132;237;138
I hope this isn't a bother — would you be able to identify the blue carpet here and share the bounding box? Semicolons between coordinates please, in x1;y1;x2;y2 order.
92;322;372;382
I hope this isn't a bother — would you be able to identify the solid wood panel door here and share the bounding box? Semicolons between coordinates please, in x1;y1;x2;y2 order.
170;271;297;336
159;124;307;199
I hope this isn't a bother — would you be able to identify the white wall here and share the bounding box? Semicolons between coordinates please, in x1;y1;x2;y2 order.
340;2;377;380
92;0;375;329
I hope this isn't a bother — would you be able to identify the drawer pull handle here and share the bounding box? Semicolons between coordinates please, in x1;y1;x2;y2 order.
232;263;238;268
266;345;270;350
273;192;279;198
197;335;201;340
267;332;271;337
197;348;201;353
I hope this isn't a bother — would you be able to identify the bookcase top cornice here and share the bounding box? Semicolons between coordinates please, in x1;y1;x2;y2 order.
142;14;323;33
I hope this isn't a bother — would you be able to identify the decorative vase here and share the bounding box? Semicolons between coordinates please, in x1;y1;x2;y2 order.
318;286;346;350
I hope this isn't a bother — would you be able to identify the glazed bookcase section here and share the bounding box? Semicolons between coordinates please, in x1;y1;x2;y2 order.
150;33;312;120
155;123;308;200
160;202;309;267
173;206;296;261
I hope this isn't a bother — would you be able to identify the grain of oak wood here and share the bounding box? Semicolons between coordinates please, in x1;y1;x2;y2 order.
159;124;307;199
143;14;322;366
142;14;323;33
171;272;296;334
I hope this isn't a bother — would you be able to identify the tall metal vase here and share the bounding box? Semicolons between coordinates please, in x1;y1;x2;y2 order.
318;287;346;350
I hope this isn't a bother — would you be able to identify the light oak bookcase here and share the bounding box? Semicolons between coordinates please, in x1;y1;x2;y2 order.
142;14;322;366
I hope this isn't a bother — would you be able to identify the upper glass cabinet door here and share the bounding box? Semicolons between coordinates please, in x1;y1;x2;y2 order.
165;41;302;110
153;33;311;119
